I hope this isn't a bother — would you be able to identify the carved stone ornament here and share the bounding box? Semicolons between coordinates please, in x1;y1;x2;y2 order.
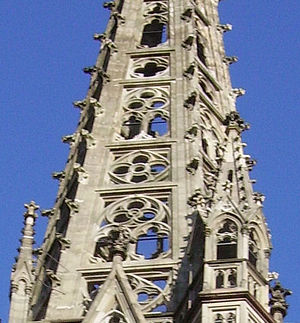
118;86;169;141
73;99;87;110
183;62;195;79
61;133;76;146
217;220;238;243
185;123;200;141
130;57;169;79
217;23;232;32
181;7;193;21
111;12;126;25
94;195;171;262
41;208;55;218
186;156;200;174
143;1;168;24
223;111;250;133
65;198;80;214
253;192;265;206
109;150;169;184
83;66;110;83
93;33;118;53
81;129;96;149
128;273;171;312
245;156;257;171
223;56;238;65
184;91;197;110
74;163;88;183
46;269;61;288
55;233;71;250
231;88;246;98
52;171;65;181
103;1;115;10
89;98;104;116
187;189;212;217
182;34;195;50
269;281;292;318
96;226;132;261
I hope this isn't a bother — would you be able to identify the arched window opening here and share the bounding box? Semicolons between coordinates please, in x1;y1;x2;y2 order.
249;231;258;267
228;269;237;287
136;228;169;259
151;304;167;313
216;271;224;288
121;116;141;139
227;313;236;323
141;19;167;48
217;220;238;260
148;116;168;137
215;313;224;323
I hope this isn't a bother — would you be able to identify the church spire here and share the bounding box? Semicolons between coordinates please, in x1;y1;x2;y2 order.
9;1;290;322
9;201;39;323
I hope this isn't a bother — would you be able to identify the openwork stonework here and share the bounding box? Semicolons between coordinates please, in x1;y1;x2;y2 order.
9;0;290;322
94;195;171;262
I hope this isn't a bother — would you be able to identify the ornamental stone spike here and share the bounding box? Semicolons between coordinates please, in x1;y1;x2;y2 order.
9;201;39;323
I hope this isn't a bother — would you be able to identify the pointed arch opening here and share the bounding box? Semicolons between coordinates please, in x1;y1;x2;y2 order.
249;230;258;267
217;220;238;260
141;19;167;48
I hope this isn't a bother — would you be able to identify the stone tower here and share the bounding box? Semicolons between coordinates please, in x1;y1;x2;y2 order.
9;0;291;322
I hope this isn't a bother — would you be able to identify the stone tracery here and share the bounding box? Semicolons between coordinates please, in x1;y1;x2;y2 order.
94;195;171;261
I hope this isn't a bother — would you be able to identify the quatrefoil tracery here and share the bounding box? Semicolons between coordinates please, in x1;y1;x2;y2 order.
130;57;169;79
110;150;169;184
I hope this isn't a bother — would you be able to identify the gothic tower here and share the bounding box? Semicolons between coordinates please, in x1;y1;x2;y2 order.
9;0;291;322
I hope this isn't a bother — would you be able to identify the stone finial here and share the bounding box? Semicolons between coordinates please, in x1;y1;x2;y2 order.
96;227;132;261
253;192;265;206
24;201;39;220
269;281;292;321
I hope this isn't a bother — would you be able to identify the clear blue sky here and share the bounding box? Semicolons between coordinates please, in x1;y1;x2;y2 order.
1;1;299;322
